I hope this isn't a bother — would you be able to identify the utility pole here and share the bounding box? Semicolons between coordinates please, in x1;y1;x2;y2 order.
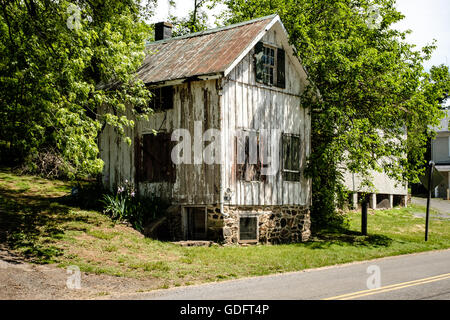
425;161;435;241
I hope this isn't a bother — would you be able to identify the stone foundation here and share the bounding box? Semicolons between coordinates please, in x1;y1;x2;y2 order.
222;205;311;245
162;204;311;245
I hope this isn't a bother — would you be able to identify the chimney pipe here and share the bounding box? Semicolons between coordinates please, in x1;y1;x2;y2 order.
155;22;173;41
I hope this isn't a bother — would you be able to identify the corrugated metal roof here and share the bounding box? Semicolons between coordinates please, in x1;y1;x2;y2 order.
136;15;277;85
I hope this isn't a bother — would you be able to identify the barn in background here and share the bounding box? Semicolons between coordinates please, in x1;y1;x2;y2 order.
99;15;313;244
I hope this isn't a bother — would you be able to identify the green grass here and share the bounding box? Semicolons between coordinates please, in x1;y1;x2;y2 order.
0;167;449;290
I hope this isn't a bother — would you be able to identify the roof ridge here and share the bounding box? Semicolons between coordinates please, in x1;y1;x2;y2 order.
146;14;278;46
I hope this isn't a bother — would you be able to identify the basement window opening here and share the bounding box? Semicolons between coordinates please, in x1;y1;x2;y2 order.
239;216;258;243
186;207;207;240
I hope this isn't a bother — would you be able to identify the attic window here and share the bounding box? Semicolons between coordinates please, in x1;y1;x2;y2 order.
254;42;285;88
282;133;301;182
149;86;173;111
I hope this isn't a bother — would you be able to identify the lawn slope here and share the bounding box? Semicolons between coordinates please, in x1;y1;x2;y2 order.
1;168;449;290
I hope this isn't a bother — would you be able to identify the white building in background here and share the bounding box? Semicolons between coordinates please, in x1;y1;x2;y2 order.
432;108;450;199
343;168;408;210
341;130;408;210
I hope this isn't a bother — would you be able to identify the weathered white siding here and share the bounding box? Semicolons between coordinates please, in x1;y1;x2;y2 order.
221;26;311;206
99;105;135;192
99;80;221;204
100;23;311;208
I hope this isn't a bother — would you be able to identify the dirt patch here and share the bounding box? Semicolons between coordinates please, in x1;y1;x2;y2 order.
0;245;160;300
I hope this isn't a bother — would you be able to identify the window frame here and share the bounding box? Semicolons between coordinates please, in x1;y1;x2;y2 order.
282;133;301;182
184;206;207;240
254;42;285;88
149;85;174;111
261;45;275;85
238;213;259;243
235;129;266;182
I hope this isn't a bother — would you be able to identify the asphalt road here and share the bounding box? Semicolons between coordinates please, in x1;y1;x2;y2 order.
411;197;450;218
110;250;450;300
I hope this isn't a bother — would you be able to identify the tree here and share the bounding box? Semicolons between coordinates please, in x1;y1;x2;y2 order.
218;0;450;228
0;0;155;179
168;0;217;36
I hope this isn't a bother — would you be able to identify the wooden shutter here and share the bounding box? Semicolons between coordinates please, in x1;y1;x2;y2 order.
142;133;175;183
276;48;286;88
254;41;264;83
134;135;142;183
282;134;301;181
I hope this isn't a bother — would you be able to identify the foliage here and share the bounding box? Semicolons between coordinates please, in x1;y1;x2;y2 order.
101;180;168;232
0;0;157;179
218;0;450;228
168;0;218;36
20;147;69;179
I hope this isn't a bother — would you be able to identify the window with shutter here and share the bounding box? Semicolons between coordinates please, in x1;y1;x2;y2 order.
254;42;286;88
141;133;175;183
282;134;301;181
236;130;266;182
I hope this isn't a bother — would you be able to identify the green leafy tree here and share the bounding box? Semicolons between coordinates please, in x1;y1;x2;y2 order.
0;0;155;179
218;0;450;228
168;0;217;36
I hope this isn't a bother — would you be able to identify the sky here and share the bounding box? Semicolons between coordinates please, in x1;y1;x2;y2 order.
394;0;450;70
150;0;450;71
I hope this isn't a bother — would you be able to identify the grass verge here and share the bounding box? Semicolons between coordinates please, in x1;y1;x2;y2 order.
0;168;449;290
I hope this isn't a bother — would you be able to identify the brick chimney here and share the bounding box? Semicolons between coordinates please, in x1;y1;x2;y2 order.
155;22;173;41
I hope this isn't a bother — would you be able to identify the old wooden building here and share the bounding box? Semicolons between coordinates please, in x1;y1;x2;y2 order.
99;15;313;244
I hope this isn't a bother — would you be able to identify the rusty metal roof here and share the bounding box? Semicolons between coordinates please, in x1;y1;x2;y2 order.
136;15;278;85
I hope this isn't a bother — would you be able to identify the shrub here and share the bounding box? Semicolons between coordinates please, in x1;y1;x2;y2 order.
101;180;168;233
20;148;71;179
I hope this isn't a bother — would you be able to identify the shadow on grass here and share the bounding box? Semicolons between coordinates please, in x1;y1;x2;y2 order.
0;186;98;263
302;227;393;249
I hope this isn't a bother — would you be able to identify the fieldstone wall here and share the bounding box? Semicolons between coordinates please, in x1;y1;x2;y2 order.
206;206;225;242
222;205;311;245
163;204;311;245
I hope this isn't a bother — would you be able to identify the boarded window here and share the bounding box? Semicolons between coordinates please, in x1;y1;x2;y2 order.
186;207;207;240
236;131;265;182
149;86;173;111
254;42;285;88
141;132;175;183
239;216;258;242
282;134;301;181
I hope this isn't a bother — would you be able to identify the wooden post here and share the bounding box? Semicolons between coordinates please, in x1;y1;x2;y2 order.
370;193;377;210
389;194;394;209
425;161;434;241
361;195;368;236
352;193;358;210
